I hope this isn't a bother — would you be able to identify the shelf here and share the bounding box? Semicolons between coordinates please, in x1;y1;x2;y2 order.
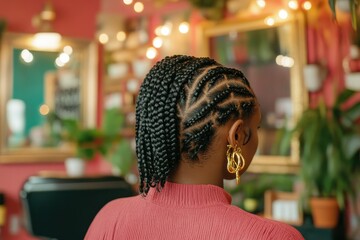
103;47;145;141
105;73;136;83
110;45;149;62
121;105;135;113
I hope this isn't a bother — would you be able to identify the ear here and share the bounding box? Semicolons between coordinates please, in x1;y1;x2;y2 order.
227;119;245;147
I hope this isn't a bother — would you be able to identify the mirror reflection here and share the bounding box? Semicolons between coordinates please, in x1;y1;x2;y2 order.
209;26;292;156
9;48;81;148
0;33;97;163
200;13;307;173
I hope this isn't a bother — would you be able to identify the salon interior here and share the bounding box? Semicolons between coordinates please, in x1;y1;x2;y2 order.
0;0;359;239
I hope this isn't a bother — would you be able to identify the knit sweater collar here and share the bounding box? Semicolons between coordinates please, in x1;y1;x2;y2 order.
146;181;232;207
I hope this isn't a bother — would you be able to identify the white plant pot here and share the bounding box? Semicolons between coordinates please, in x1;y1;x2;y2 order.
303;64;325;92
345;72;360;90
65;157;86;177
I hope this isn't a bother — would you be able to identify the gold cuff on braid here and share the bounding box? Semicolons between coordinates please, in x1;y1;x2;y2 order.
226;144;245;184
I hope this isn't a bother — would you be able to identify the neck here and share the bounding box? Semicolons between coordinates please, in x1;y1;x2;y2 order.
169;122;231;188
168;157;224;188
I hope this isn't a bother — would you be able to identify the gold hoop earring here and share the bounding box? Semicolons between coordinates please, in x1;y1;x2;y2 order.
226;144;245;184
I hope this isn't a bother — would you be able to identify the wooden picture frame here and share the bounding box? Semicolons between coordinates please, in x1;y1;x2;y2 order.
197;12;308;174
264;190;303;226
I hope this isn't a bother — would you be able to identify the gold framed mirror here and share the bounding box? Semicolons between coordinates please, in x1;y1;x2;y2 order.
198;12;307;173
0;32;97;163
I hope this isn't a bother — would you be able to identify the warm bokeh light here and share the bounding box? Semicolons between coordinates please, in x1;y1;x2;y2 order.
288;0;299;10
32;33;61;50
264;17;275;26
278;9;288;19
55;57;65;67
256;0;266;8
146;47;157;59
116;31;126;41
20;49;34;63
98;33;109;44
63;45;73;55
59;53;70;63
152;37;163;48
39;104;50;116
275;55;294;68
134;2;144;13
155;26;162;36
160;24;171;36
123;0;133;5
179;21;189;34
303;1;312;10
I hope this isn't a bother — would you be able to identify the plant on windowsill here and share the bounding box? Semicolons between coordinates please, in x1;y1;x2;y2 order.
292;89;360;228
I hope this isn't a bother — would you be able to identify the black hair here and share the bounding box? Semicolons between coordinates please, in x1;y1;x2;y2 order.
135;55;256;195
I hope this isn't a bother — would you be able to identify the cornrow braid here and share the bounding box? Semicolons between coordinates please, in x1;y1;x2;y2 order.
135;55;256;195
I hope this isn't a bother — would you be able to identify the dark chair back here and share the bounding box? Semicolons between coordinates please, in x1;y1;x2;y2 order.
20;175;135;240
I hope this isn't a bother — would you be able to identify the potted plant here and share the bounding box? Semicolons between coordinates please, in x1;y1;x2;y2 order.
100;108;134;176
59;108;134;177
293;89;360;228
60;117;105;176
188;0;227;20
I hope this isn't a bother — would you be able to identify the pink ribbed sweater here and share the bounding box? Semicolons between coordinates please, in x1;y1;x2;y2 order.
85;182;304;240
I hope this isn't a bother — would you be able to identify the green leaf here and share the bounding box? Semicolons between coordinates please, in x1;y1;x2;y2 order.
108;140;134;176
328;0;337;18
102;108;125;137
342;133;360;159
342;102;360;124
61;119;80;141
350;0;358;30
336;191;345;209
189;0;223;8
271;126;292;155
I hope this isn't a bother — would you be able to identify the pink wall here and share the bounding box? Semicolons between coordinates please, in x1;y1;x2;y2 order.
0;0;99;39
0;0;102;239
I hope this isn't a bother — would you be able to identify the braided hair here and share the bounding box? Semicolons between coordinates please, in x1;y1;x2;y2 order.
135;55;256;195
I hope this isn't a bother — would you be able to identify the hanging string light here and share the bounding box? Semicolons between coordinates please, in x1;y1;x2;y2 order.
98;33;109;44
178;21;189;34
160;21;172;36
123;0;133;5
288;0;299;10
256;0;266;8
302;1;312;11
146;47;157;59
278;9;289;20
134;2;144;13
116;31;127;41
152;37;163;48
264;16;275;26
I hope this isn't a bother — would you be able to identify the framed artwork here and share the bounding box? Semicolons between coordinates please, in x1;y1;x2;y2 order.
264;190;303;226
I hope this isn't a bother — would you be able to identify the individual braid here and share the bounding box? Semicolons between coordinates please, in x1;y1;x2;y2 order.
135;55;256;195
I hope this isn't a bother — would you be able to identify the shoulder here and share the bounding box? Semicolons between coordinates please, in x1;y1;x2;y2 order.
225;205;304;240
97;195;141;216
85;195;141;239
